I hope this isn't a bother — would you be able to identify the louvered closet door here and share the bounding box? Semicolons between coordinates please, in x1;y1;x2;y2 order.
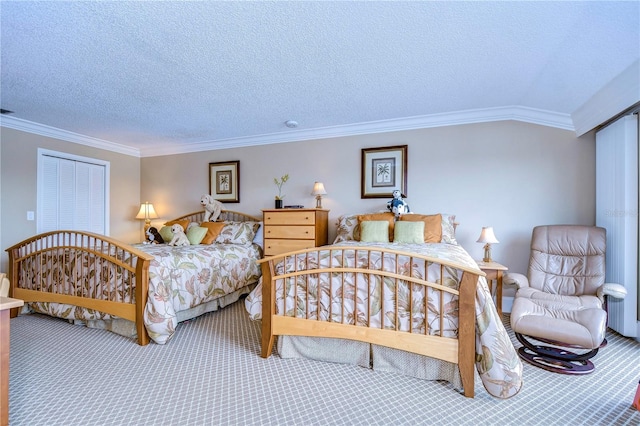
74;161;106;233
38;154;107;235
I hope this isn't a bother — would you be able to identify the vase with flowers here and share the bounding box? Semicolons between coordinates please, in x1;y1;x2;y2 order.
273;174;289;209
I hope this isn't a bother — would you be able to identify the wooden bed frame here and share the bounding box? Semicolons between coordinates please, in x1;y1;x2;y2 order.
257;246;485;398
6;209;260;346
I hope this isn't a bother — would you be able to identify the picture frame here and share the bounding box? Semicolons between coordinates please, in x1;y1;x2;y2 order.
209;161;240;203
361;145;407;198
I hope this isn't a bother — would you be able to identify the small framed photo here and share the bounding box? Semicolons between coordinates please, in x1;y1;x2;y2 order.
209;161;240;203
361;145;407;198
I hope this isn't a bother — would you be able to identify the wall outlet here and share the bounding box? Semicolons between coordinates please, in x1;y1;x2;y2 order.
27;211;35;221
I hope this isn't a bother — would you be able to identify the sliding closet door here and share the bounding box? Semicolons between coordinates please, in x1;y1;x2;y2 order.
596;114;639;338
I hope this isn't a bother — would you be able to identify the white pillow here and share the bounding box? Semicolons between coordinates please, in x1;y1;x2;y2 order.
252;222;264;249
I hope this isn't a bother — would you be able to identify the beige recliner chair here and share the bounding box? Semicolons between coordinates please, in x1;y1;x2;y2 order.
506;225;627;374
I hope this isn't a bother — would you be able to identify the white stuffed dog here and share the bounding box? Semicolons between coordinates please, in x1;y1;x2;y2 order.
200;194;223;222
168;224;190;246
387;190;410;217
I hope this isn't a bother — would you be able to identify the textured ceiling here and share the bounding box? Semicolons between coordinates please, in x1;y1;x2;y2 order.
1;1;639;157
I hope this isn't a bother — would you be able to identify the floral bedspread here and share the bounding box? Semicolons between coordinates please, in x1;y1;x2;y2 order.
136;243;262;344
245;241;523;399
26;243;262;344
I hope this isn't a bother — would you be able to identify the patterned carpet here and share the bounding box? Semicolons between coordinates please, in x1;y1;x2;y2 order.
8;300;640;426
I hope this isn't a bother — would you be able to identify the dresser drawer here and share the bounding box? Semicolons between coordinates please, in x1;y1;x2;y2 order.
264;211;316;225
264;239;315;256
262;209;329;257
264;225;315;239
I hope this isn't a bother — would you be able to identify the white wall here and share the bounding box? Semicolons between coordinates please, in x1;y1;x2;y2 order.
141;120;596;301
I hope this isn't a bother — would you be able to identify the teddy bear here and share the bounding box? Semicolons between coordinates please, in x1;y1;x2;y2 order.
387;190;411;217
200;194;223;222
145;226;165;244
168;223;190;246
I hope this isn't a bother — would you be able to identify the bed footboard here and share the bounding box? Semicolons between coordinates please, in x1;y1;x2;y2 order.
6;231;154;345
258;246;483;398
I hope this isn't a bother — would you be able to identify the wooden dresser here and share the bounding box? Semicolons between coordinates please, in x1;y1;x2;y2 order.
262;208;329;256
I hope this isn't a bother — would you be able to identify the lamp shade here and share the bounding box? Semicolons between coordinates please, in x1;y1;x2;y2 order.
476;226;499;244
135;202;159;220
311;182;327;196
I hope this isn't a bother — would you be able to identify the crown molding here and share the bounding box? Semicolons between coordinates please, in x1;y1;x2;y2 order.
0;115;141;157
1;106;574;158
572;59;640;136
140;106;574;157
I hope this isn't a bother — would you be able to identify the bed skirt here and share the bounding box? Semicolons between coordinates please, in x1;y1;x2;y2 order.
277;335;463;391
26;284;256;341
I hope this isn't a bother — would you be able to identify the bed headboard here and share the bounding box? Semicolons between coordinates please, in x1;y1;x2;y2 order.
171;210;261;223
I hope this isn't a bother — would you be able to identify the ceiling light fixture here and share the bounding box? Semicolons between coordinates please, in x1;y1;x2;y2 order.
285;120;298;128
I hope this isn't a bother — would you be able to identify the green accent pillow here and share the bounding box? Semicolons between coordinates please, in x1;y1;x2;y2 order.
393;221;425;244
159;225;174;242
360;221;391;243
186;226;208;245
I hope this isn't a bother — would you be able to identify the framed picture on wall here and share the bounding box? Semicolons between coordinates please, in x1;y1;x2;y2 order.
361;145;407;198
209;161;240;203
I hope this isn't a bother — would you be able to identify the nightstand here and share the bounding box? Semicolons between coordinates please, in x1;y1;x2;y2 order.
262;209;329;256
476;260;508;317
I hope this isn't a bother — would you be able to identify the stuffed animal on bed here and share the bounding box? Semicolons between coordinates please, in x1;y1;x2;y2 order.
200;194;223;222
145;226;165;244
387;190;410;217
168;224;190;246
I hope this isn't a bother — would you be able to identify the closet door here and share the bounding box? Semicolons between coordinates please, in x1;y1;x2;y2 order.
38;150;109;235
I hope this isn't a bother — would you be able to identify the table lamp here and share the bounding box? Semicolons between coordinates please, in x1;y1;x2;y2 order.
311;182;327;209
135;201;159;233
477;226;499;263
